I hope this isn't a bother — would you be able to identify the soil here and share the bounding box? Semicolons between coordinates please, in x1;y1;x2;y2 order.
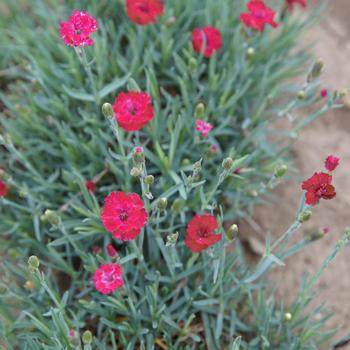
241;1;350;348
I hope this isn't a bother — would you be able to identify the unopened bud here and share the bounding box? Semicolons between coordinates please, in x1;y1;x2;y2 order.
339;89;348;98
307;58;324;82
274;164;288;178
246;47;255;58
102;103;114;119
82;330;93;345
222;157;233;170
157;198;168;211
247;189;258;198
182;158;191;167
28;255;40;271
144;175;154;185
298;210;312;223
69;336;80;347
195;103;205;118
171;198;183;213
226;224;238;240
130;167;142;177
297;90;306;100
166;232;179;247
165;16;176;27
284;312;292;321
40;209;61;226
189;57;197;72
107;244;117;258
193;160;202;173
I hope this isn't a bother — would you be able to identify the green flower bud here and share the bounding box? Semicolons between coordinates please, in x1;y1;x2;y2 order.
165;16;176;27
171;198;183;213
226;224;238;240
132;147;145;165
28;255;40;270
157;197;168;211
246;47;255;58
274;164;288;178
69;336;80;347
130;167;142;178
189;57;197;72
284;312;292;321
195;103;205;118
307;58;324;82
247;189;258;198
339;88;348;98
144;175;154;185
41;209;61;226
82;330;93;345
182;158;191;167
297;90;306;100
298;210;312;223
102;103;114;119
222;157;233;170
193;160;202;173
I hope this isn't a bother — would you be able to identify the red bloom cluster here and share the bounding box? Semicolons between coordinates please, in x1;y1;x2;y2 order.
85;180;96;193
324;155;340;172
302;172;336;206
126;0;164;25
60;10;98;47
192;26;223;58
113;91;154;132
286;0;306;10
0;180;8;198
185;214;222;252
240;0;278;32
101;191;148;241
93;263;124;294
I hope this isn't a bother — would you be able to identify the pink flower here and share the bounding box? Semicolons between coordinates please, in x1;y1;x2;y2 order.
323;227;330;235
196;119;213;138
93;263;124;295
60;10;98;47
107;244;118;258
320;88;328;98
324;155;340;172
68;329;75;337
210;144;218;154
192;26;223;58
85;180;96;193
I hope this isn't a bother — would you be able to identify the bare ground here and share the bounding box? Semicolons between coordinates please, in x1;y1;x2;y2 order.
241;1;350;347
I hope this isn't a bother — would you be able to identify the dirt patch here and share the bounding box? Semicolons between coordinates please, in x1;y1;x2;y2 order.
241;1;350;346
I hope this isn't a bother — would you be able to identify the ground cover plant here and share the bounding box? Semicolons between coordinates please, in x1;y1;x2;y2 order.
0;0;349;349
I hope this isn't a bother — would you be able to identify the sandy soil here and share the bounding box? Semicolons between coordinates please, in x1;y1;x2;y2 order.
241;1;350;347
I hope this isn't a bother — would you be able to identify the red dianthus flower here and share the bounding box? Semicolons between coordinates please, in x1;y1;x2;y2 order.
60;10;98;47
185;214;222;252
324;155;340;172
101;192;148;241
302;172;336;206
240;0;278;32
85;180;96;193
126;0;164;25
286;0;306;10
0;180;8;198
192;26;223;58
113;91;154;132
93;263;124;295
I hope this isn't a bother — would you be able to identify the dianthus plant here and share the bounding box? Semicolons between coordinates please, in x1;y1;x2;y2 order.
0;0;348;349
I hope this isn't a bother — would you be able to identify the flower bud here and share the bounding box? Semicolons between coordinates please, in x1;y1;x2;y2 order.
307;58;324;82
339;88;348;98
28;255;40;271
247;189;258;198
144;175;154;185
132;147;145;164
102;103;114;119
189;57;197;72
24;281;34;290
193;160;202;173
195;103;205;118
274;164;288;178
130;167;142;177
166;232;179;247
82;330;93;345
165;16;176;27
222;157;233;170
40;209;61;226
171;198;183;213
246;47;255;58
107;244;117;258
284;312;292;321
182;158;191;167
226;224;238;240
298;210;312;223
157;197;168;211
297;90;306;100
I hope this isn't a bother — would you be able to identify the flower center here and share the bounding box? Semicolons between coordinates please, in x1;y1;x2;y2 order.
316;184;327;197
255;10;266;19
126;101;137;116
103;273;114;283
138;3;150;13
197;228;209;238
119;211;128;222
